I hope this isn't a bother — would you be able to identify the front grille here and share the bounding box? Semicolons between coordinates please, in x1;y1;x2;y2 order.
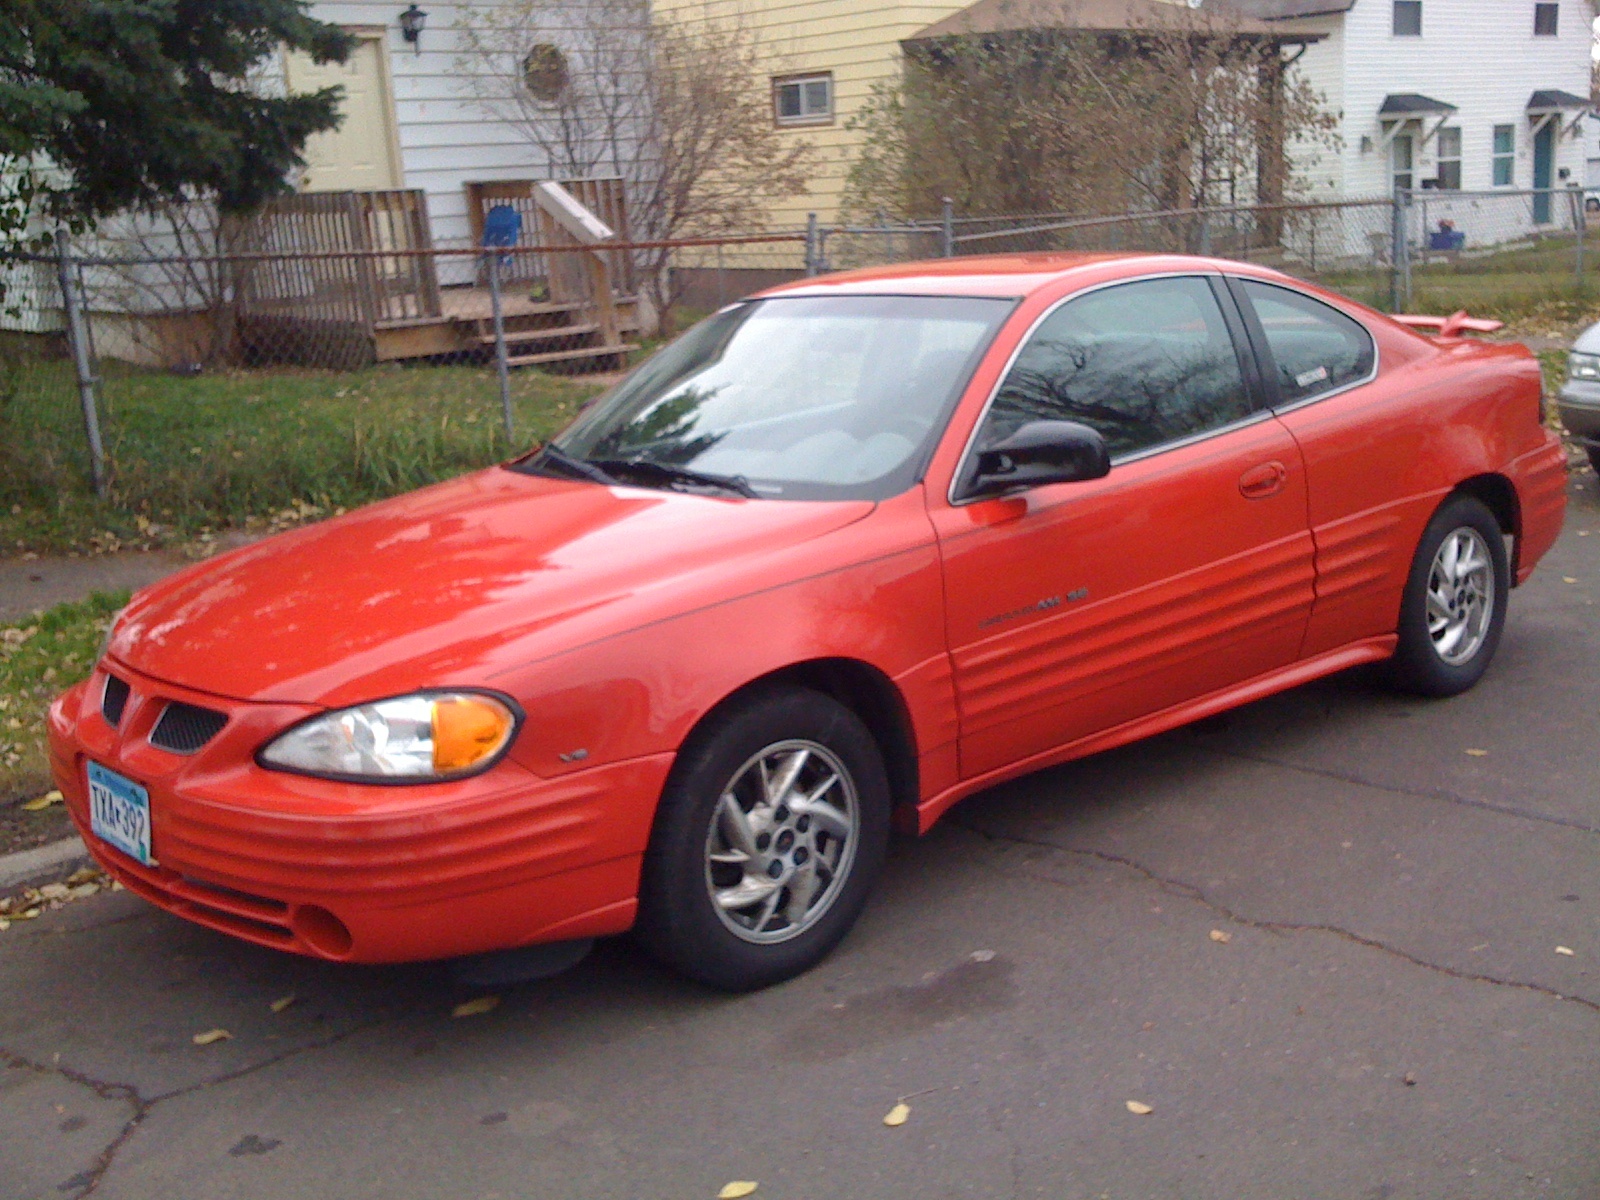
101;675;131;726
149;701;228;754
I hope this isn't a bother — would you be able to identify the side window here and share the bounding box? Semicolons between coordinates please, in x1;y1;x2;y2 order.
1239;280;1376;405
978;276;1251;461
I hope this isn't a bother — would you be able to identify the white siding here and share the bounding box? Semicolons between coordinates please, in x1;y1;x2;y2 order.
1279;15;1349;196
1336;0;1593;196
307;1;572;248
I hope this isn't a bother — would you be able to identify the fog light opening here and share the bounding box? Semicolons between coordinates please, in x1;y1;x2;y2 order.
292;904;354;958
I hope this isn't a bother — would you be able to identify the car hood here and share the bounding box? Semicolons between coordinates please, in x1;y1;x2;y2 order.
1571;321;1600;356
109;467;874;705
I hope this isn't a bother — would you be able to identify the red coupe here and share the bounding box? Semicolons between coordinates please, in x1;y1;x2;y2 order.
48;254;1568;990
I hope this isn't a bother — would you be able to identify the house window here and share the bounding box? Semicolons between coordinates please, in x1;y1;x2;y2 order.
1534;2;1559;35
1492;125;1515;185
1393;0;1422;35
774;74;833;126
1435;127;1462;189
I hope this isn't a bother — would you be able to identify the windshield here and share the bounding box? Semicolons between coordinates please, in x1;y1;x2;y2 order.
520;294;1013;501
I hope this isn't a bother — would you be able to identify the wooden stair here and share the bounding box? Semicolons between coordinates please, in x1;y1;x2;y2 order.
457;295;640;373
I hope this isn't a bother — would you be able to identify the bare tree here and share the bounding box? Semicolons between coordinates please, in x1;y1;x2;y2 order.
454;0;812;325
844;1;1336;229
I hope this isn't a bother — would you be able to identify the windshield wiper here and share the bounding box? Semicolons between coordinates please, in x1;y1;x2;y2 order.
529;444;618;485
589;457;759;499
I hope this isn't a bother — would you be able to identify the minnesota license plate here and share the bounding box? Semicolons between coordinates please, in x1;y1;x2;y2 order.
87;761;155;866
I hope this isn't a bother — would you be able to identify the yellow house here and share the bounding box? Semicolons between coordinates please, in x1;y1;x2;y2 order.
652;0;975;233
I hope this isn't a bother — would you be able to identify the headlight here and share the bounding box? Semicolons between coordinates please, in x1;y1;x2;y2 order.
1568;351;1600;381
258;691;520;781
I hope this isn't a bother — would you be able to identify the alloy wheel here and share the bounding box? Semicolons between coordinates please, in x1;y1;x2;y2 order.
1426;526;1495;666
704;739;859;945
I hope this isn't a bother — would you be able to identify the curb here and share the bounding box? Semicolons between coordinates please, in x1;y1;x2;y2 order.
0;835;91;892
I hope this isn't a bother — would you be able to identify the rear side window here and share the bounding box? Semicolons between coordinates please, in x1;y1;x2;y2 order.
980;276;1252;460
1239;280;1376;405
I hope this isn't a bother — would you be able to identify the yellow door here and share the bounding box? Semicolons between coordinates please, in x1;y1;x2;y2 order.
286;33;402;192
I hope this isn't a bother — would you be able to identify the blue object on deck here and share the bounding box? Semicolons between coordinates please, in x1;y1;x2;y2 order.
1428;228;1466;251
482;204;522;247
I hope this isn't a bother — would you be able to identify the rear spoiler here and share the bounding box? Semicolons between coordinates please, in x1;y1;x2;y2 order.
1393;310;1504;338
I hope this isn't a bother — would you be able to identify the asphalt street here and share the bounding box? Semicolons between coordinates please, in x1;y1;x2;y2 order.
3;476;1597;1200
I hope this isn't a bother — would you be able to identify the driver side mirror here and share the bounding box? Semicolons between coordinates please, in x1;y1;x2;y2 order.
963;420;1111;500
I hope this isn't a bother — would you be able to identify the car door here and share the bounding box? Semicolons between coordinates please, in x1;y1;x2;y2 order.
930;274;1316;781
1225;277;1407;659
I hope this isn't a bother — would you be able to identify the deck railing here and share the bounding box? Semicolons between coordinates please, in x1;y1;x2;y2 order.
236;189;442;327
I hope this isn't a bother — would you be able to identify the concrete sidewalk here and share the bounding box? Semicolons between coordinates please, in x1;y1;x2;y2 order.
0;549;193;623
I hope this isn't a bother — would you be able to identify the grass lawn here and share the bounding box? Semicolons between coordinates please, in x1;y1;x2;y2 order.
0;592;127;852
1;346;606;555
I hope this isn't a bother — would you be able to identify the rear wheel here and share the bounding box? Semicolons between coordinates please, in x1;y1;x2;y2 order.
1387;495;1508;697
636;687;890;991
1587;446;1600;477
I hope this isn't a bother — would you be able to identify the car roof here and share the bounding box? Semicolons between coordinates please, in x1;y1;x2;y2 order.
754;252;1292;300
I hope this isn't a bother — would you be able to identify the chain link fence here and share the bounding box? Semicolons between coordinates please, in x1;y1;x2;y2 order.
6;189;1598;550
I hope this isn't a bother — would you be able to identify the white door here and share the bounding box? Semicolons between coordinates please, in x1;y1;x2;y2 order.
285;33;402;192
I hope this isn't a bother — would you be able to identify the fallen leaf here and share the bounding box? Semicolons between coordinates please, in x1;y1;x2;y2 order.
718;1183;759;1199
269;994;297;1014
65;868;102;886
883;1102;910;1127
1562;577;1578;584
1125;1100;1154;1115
969;949;996;963
1403;1073;1417;1087
192;1029;232;1046
20;790;63;812
1209;929;1232;944
1555;946;1576;957
452;995;500;1018
0;918;9;932
1464;748;1489;757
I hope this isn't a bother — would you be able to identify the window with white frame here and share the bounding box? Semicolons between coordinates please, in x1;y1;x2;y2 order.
1534;2;1559;35
1393;0;1422;35
774;74;833;126
1492;125;1515;185
1434;127;1462;189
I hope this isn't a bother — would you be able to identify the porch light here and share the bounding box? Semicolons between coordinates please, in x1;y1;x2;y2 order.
399;5;427;53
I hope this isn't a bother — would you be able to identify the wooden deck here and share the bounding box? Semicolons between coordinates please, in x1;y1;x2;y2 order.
235;182;643;371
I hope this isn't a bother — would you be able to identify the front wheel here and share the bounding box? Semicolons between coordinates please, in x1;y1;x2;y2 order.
636;687;890;991
1387;494;1509;697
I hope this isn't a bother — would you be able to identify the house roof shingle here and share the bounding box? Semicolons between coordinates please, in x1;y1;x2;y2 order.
1527;89;1592;111
906;0;1321;45
1209;0;1355;19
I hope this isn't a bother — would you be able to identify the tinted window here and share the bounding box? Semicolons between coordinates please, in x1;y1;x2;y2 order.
976;276;1252;460
1240;280;1376;405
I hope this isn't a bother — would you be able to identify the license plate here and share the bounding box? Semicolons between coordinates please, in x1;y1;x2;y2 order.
87;761;155;866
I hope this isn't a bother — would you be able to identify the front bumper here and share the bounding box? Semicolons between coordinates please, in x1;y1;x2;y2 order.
1557;379;1600;445
47;663;673;963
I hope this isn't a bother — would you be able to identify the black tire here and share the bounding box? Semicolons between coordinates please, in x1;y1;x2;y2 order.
1387;494;1509;697
636;687;890;991
1587;446;1600;477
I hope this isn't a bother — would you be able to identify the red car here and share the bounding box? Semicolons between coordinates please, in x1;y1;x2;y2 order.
48;254;1567;990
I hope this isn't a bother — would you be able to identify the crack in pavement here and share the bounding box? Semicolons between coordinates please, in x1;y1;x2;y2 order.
2;1015;394;1198
1194;744;1600;836
951;819;1600;1019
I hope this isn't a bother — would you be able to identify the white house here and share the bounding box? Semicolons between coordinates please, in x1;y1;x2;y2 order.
1229;0;1594;208
274;0;593;248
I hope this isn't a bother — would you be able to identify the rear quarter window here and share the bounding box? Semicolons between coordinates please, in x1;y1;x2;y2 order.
1240;280;1376;405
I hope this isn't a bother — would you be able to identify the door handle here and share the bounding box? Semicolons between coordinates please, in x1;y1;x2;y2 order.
1239;460;1288;499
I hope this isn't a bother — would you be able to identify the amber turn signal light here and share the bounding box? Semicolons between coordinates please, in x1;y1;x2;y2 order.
431;695;515;773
